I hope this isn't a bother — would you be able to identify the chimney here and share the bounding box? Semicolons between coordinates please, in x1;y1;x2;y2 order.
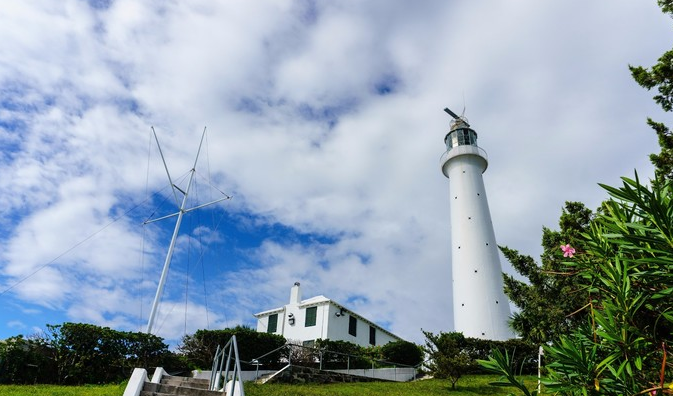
290;282;302;305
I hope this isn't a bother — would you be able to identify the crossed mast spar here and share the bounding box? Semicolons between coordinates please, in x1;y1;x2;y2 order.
145;127;231;334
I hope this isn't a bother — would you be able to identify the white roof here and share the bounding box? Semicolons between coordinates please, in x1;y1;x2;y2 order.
252;295;329;317
298;295;330;306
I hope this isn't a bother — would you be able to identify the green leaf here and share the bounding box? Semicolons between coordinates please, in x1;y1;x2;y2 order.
635;356;643;370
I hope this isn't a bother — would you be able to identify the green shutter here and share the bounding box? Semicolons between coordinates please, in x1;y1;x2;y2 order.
305;306;317;327
369;326;376;345
349;315;357;336
267;313;278;333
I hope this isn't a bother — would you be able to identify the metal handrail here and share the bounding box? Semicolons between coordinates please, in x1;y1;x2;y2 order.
249;342;419;382
209;335;245;395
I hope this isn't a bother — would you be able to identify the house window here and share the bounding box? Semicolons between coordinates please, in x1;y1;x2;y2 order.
302;340;315;348
305;306;317;327
267;314;278;333
369;326;376;345
348;315;357;336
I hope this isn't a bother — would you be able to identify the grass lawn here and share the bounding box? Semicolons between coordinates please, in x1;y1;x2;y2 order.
0;375;539;396
246;375;539;396
0;383;127;396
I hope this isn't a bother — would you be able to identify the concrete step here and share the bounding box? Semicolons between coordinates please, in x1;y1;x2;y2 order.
140;393;222;396
161;376;211;390
141;378;222;396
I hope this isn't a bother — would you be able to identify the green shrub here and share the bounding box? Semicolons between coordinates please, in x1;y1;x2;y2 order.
1;323;182;385
543;175;673;395
380;340;423;366
46;322;182;384
423;331;476;389
315;339;369;369
179;326;286;369
0;335;57;384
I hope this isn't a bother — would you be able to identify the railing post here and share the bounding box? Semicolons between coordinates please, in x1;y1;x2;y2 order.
219;345;227;386
208;338;247;395
210;345;219;390
538;345;543;395
232;335;245;396
212;346;223;390
223;340;233;386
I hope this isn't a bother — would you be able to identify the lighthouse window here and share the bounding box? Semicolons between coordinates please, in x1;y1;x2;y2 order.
468;130;477;145
458;130;469;145
447;129;478;148
450;133;458;148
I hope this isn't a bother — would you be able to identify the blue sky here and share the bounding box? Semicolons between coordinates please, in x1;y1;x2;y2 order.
0;0;671;346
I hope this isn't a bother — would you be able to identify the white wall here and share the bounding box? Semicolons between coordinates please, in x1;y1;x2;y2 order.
256;310;286;334
195;368;417;383
325;305;399;347
329;367;417;382
282;303;330;342
258;302;401;347
442;145;513;340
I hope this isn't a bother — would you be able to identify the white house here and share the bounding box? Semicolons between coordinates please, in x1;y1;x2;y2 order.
253;282;404;348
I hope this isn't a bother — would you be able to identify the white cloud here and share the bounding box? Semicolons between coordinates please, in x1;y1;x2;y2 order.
7;320;25;330
0;0;670;346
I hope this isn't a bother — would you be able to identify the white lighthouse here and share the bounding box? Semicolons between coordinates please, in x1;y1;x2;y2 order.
440;108;513;341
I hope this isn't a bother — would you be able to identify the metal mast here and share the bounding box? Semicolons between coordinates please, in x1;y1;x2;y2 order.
145;127;230;334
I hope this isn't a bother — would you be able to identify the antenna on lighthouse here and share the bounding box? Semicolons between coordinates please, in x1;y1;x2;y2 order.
444;107;470;127
144;127;231;334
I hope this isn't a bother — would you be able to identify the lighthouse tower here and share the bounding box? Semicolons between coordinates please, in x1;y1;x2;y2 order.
440;108;513;340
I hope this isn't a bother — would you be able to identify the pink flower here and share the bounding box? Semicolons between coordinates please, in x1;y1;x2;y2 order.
561;244;576;258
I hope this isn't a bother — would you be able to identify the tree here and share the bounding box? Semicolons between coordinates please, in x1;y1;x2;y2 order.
479;175;673;395
0;335;57;384
0;322;182;385
178;326;286;369
380;340;423;366
543;175;673;395
422;331;476;389
629;1;673;183
500;201;594;344
484;4;673;392
45;322;178;384
314;339;370;369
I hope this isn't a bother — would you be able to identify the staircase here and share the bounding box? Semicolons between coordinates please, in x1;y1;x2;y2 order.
140;376;221;396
